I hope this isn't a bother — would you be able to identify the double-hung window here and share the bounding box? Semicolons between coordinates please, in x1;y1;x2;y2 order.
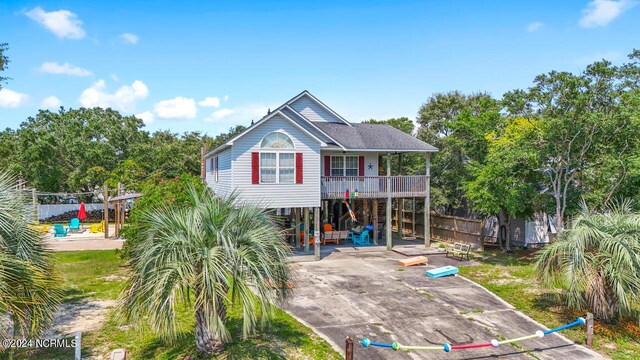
331;155;359;176
210;156;219;182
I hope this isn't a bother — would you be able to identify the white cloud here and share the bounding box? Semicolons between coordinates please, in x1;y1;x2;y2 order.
41;96;61;109
0;89;29;108
223;95;229;102
79;79;149;112
207;108;234;121
527;22;544;32
25;7;85;39
204;104;271;123
135;111;154;125
153;97;197;119
39;62;92;77
110;74;120;82
579;0;636;28
120;33;139;44
198;97;221;108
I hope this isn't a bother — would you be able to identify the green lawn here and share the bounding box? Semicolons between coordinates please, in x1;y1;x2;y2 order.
460;249;640;360
17;250;341;360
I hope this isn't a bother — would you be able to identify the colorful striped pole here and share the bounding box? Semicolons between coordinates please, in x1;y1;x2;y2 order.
360;317;586;352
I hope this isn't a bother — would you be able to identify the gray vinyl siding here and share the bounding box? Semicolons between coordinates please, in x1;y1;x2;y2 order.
231;115;321;208
321;151;380;176
205;148;233;197
290;95;343;123
280;107;333;143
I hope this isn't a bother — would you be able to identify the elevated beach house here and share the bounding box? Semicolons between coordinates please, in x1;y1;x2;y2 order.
202;91;437;257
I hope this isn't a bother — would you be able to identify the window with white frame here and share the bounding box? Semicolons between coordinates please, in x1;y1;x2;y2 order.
261;132;294;149
345;156;358;176
331;155;359;176
210;156;219;182
278;153;295;183
330;156;344;176
259;131;295;184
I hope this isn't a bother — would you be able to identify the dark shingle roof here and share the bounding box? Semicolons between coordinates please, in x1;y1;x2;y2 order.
313;122;438;152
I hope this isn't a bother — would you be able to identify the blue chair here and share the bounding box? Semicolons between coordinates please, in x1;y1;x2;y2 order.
69;218;81;231
53;224;68;238
351;230;370;246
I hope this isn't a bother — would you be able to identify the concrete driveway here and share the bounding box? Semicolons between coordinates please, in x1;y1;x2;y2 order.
286;249;603;360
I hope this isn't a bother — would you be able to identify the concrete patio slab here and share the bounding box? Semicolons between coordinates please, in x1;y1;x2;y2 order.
285;250;603;360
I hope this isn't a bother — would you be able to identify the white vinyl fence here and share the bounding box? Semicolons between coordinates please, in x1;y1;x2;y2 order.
37;203;112;220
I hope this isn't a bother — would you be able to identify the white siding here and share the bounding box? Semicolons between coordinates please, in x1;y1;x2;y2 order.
320;151;380;176
231;115;321;208
205;148;232;198
290;95;344;123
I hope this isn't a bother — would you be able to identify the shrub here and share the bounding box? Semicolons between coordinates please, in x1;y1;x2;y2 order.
120;173;205;257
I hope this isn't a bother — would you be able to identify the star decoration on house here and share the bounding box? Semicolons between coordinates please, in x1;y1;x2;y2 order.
367;163;374;170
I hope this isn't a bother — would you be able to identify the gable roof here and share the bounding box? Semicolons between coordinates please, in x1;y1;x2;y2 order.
287;90;352;126
204;91;438;158
313;122;438;152
204;109;328;158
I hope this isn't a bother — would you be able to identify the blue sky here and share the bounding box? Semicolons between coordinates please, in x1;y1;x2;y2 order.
0;1;638;135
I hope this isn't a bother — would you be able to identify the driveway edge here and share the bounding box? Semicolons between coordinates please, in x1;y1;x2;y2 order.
458;275;606;359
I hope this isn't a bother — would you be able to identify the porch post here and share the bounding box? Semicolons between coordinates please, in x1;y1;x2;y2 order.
424;153;431;248
399;198;403;240
373;200;379;245
295;208;301;248
412;197;416;237
386;153;392;250
314;207;320;260
304;207;310;253
103;184;109;239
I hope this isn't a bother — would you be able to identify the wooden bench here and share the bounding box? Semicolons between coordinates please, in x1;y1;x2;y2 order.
445;242;471;261
322;230;350;245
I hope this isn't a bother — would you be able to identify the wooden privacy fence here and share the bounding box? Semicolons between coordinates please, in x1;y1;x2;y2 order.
429;214;483;249
392;202;484;249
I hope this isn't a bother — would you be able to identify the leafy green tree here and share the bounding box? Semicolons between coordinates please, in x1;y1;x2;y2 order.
364;117;415;134
536;200;640;321
12;108;147;192
0;172;61;341
119;187;292;355
417;92;502;213
465;118;543;249
505;51;640;230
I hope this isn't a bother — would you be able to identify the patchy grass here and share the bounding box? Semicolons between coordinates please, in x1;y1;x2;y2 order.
53;250;128;302
16;250;341;360
460;249;640;360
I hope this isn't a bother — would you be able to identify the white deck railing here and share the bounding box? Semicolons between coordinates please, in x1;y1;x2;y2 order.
321;176;428;199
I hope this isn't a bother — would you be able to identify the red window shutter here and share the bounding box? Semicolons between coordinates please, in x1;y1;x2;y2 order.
251;152;259;184
359;156;365;176
324;156;330;176
296;153;303;184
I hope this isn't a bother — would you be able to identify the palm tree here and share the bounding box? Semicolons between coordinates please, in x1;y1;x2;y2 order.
535;200;640;321
0;172;61;339
119;187;293;356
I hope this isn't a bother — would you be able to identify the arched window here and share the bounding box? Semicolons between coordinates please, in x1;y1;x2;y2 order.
260;132;294;149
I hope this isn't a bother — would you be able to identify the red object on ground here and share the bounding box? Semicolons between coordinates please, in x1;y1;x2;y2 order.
450;343;493;350
77;202;87;221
